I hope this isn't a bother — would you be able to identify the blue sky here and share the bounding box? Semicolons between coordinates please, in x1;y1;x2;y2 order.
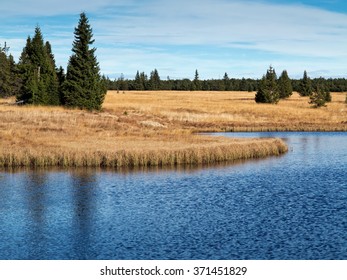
1;0;347;79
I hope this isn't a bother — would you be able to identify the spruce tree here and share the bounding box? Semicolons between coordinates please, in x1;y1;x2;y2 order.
223;72;230;91
63;12;106;110
298;70;312;97
309;83;328;107
17;27;60;105
149;69;161;90
134;70;144;90
44;41;60;105
278;70;293;99
193;69;201;90
28;27;48;104
140;72;148;90
255;66;280;104
315;78;332;103
0;43;12;97
56;66;65;104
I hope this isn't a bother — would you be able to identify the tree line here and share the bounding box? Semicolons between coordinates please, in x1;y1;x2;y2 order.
106;69;347;94
0;13;106;110
106;67;347;107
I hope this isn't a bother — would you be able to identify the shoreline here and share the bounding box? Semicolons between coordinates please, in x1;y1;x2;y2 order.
0;138;288;168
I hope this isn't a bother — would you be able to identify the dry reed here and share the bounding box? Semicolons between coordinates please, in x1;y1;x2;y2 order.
0;138;287;168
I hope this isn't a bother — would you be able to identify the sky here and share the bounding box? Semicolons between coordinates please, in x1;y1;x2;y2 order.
1;0;347;80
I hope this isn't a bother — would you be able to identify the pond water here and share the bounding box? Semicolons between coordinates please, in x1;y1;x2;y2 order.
0;132;346;260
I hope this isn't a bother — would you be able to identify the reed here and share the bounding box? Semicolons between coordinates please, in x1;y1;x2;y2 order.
0;139;287;168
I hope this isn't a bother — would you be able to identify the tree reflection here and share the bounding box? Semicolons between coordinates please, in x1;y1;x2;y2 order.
70;169;97;259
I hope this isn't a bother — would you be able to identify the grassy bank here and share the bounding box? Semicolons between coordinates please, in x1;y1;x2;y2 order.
0;138;287;168
2;90;345;168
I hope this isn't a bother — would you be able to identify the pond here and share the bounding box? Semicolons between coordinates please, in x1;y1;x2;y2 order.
0;132;346;259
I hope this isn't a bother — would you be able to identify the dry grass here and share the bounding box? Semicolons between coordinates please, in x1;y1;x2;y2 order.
104;91;347;132
3;89;345;168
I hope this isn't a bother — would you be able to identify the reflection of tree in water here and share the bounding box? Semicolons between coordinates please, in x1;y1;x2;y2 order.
70;169;98;259
24;171;48;259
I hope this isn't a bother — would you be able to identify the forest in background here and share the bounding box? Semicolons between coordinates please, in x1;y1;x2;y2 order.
105;69;347;93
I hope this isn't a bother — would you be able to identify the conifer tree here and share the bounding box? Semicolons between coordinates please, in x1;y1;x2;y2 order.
0;43;12;97
223;72;230;91
140;72;148;90
298;70;312;97
149;69;161;90
44;41;60;105
309;83;329;107
56;66;65;104
278;70;293;99
17;27;60;105
255;66;280;104
192;69;201;90
8;54;21;97
134;70;144;90
63;12;106;110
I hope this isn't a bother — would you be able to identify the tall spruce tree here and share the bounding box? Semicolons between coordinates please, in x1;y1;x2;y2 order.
17;27;60;105
63;12;106;110
192;69;201;90
0;43;12;97
149;69;161;90
44;41;60;105
223;72;230;91
255;66;280;104
140;72;148;90
278;70;293;99
298;70;312;97
134;70;144;90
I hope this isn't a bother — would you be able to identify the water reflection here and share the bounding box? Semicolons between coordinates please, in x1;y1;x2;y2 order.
70;171;97;259
24;172;48;259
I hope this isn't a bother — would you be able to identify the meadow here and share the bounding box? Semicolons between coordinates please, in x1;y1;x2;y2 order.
1;90;346;168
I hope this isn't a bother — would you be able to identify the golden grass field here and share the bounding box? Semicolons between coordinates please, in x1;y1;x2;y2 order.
1;90;346;168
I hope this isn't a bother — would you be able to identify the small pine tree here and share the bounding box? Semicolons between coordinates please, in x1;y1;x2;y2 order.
278;70;293;99
255;66;280;104
63;13;106;110
309;84;328;107
298;70;312;97
324;86;332;103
